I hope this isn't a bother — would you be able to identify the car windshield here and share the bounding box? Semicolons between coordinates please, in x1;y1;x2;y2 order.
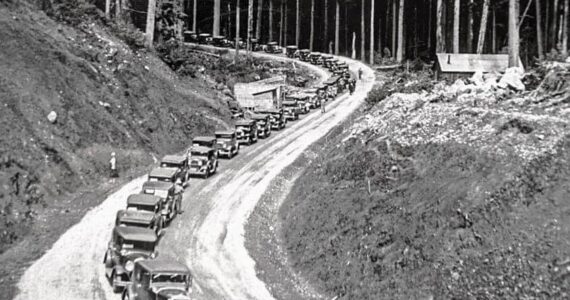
191;153;208;159
121;240;155;251
147;190;169;199
127;204;156;212
236;125;250;131
149;176;172;182
152;273;188;284
216;134;233;141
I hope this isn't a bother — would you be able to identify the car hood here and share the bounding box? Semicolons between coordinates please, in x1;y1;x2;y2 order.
152;286;190;300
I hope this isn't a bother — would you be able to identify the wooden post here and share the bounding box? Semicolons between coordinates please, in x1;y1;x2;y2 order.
145;0;156;48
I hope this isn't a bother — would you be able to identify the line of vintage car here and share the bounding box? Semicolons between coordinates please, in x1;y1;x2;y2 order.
103;40;353;300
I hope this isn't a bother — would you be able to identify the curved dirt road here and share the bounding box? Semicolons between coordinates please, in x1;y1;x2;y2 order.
16;54;374;300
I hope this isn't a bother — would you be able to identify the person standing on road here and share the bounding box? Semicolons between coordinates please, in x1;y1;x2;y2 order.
358;68;363;80
174;178;184;214
109;152;118;182
321;100;326;114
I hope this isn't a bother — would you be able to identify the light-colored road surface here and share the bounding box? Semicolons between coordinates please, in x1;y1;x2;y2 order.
16;53;374;300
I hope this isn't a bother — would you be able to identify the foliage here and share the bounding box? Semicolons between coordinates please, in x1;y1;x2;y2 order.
366;70;434;106
46;0;101;25
110;20;146;50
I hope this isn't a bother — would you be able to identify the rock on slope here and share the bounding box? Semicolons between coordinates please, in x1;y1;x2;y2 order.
280;73;570;299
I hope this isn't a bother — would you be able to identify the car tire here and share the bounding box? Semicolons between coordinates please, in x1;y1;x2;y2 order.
111;272;121;293
103;251;113;267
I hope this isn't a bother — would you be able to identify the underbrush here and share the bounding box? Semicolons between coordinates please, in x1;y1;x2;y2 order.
366;69;435;106
281;134;570;299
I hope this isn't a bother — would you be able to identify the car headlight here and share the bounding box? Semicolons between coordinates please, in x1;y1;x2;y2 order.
125;260;135;272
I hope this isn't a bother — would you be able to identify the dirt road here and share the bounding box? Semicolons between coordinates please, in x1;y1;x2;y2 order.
15;55;374;300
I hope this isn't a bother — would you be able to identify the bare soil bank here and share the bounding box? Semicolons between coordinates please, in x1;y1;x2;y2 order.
280;89;570;299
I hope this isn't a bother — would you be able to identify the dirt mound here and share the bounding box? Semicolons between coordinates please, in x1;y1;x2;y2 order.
0;2;230;255
280;75;570;298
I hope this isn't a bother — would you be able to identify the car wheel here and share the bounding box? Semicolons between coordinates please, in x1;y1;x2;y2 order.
111;272;121;293
204;169;210;179
103;251;113;267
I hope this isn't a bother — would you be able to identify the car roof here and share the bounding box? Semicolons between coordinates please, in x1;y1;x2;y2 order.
213;35;225;39
286;45;298;49
300;49;310;52
310;52;321;55
215;130;235;136
256;108;280;114
117;210;155;224
235;119;255;126
114;226;157;242
282;100;298;105
142;181;174;190
199;33;211;37
190;146;214;154
127;194;162;206
137;259;191;274
161;155;186;165
193;136;217;143
149;167;178;178
250;113;268;119
267;42;278;45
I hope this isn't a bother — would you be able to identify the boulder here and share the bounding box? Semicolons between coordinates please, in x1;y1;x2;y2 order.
498;67;525;91
47;111;57;123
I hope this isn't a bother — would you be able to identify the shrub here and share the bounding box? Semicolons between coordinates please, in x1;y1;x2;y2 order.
110;21;146;50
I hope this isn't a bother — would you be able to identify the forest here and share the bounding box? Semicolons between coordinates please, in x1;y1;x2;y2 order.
92;0;569;67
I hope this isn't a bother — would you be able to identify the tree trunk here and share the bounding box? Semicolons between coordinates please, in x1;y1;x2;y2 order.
214;0;221;36
545;0;550;50
467;0;473;52
428;0;432;51
436;0;445;52
562;0;570;57
105;0;111;20
269;0;274;42
257;0;263;40
284;1;288;46
310;0;315;50
476;0;489;54
296;0;300;47
396;0;404;62
115;0;120;19
352;32;357;59
192;0;197;32
145;0;156;48
279;0;284;46
236;0;241;62
453;0;460;53
248;0;254;55
552;0;560;50
324;0;329;52
370;0;375;63
392;0;397;56
508;0;520;67
536;0;544;59
558;6;564;45
488;7;497;53
335;0;340;55
361;0;366;61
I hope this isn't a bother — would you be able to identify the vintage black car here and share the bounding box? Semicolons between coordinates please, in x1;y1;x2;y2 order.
104;226;158;293
285;94;311;114
141;181;180;223
250;113;272;139
192;136;219;157
235;119;258;145
301;89;322;108
116;194;165;234
282;100;301;121
198;33;213;44
148;167;179;184
298;49;311;62
188;146;218;178
122;259;191;300
256;108;286;130
215;130;240;158
286;45;298;58
159;155;189;184
309;52;322;65
264;41;281;53
183;31;198;43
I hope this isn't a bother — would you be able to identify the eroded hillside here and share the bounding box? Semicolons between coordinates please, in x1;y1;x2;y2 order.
280;68;570;299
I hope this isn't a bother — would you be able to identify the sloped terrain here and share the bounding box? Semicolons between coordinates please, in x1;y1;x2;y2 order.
0;1;231;295
280;71;570;299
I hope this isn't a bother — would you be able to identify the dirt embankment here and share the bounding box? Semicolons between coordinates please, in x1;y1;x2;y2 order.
0;1;231;294
280;72;570;299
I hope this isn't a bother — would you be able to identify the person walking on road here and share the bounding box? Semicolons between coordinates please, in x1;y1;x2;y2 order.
174;178;184;214
358;68;363;80
109;152;118;182
321;100;326;114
